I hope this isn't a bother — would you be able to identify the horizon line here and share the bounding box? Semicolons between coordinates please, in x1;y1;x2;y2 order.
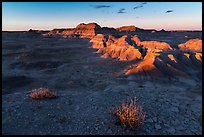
2;22;202;32
2;28;202;32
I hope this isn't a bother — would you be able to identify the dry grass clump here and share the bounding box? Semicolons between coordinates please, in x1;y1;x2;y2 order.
113;97;146;129
29;87;57;100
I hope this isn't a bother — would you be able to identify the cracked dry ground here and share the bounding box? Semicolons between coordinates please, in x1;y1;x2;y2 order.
2;32;202;135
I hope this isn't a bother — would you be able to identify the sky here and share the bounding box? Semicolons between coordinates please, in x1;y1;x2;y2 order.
2;2;202;31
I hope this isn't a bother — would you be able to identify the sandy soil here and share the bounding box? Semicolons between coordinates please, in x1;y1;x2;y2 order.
2;32;202;135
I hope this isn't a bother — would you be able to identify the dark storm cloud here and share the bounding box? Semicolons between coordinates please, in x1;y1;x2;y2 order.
90;5;111;9
165;10;173;13
118;8;126;13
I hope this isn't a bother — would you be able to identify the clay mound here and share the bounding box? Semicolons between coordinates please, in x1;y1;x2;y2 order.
114;35;133;47
27;29;45;37
98;44;142;61
46;22;103;38
140;41;173;50
131;35;141;46
74;23;102;38
101;53;110;59
124;51;163;78
117;25;139;32
105;35;117;46
154;55;188;77
75;23;86;28
124;51;193;79
96;48;106;54
194;53;202;62
61;28;75;35
159;29;166;32
189;52;202;67
167;54;177;63
28;29;40;33
96;35;142;61
91;34;142;61
175;52;196;69
104;44;123;59
118;46;142;61
164;51;202;69
47;29;66;35
159;54;184;71
76;23;101;30
90;34;107;49
178;39;202;52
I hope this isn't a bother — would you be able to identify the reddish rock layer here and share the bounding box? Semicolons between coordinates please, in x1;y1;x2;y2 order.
139;41;173;50
116;25;138;32
178;39;202;52
47;23;102;38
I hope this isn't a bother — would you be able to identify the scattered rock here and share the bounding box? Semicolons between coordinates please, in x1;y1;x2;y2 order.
165;99;170;102
146;118;153;123
170;107;179;112
164;123;170;127
177;126;186;131
153;117;157;122
171;102;180;107
107;129;113;134
167;127;176;134
186;110;192;116
155;124;161;130
95;123;100;127
171;119;180;126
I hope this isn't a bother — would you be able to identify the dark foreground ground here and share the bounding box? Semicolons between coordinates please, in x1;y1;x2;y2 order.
2;32;202;135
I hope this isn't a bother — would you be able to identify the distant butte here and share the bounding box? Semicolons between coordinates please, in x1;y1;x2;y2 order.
116;25;143;32
43;22;157;38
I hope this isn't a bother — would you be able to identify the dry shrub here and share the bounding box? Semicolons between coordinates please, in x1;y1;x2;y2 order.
113;97;146;129
29;87;57;100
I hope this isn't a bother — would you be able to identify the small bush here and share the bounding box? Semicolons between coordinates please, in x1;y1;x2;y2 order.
29;87;57;100
112;97;146;129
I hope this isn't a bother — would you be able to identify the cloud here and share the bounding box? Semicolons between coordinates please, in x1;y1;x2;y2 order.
165;10;173;13
118;8;126;13
133;5;143;9
90;5;111;9
133;2;147;10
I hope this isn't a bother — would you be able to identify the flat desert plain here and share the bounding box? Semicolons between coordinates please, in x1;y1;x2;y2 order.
2;27;202;135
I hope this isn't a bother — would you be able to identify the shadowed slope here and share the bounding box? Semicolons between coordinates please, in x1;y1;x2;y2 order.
124;50;202;80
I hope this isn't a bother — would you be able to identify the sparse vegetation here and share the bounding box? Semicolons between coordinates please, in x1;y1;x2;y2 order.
112;97;146;129
29;87;57;100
